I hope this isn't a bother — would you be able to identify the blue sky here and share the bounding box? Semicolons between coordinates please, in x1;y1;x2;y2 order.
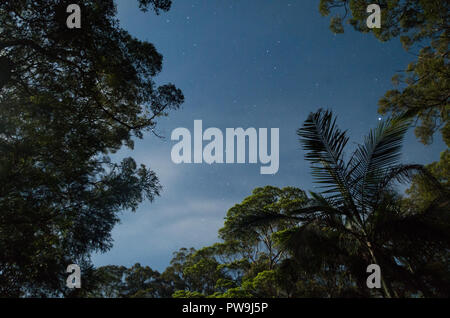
92;0;445;271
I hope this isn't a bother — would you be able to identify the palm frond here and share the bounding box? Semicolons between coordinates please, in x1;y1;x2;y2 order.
349;117;410;209
371;194;450;247
235;194;347;229
379;164;446;195
274;222;358;271
297;109;355;209
285;192;352;218
236;211;303;229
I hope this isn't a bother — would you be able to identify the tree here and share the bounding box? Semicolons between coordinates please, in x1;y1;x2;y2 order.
239;109;450;297
88;263;178;298
404;149;450;210
219;186;306;270
169;247;232;297
87;265;127;298
169;186;361;298
318;2;450;295
0;0;183;296
319;0;449;146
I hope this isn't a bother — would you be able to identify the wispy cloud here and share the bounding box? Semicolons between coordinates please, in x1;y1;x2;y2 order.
92;197;233;270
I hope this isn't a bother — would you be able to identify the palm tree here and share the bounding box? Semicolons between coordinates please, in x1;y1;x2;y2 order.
242;109;450;297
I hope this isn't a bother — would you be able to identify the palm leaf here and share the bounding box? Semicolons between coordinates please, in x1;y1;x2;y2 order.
371;194;450;248
379;164;446;195
297;109;356;209
348;117;410;210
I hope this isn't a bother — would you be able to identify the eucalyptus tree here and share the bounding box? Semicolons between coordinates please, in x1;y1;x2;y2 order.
319;0;449;146
0;0;183;296
219;186;307;271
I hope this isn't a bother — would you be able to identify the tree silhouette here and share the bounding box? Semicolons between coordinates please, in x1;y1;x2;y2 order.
319;0;449;146
237;110;449;297
0;0;183;296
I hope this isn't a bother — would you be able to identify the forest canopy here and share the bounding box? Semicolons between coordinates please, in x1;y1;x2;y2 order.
0;0;448;298
88;110;450;298
0;0;182;296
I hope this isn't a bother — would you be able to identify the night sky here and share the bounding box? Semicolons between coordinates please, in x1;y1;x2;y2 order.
92;0;445;271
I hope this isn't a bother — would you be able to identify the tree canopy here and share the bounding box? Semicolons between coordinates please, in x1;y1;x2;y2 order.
319;0;449;146
230;110;450;297
0;0;183;296
1;1;448;298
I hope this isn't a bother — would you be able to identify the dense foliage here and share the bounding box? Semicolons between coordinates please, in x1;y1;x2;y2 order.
89;111;450;298
319;0;449;146
0;0;182;296
0;1;448;298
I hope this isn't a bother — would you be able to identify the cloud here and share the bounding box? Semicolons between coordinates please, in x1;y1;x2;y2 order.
92;197;234;270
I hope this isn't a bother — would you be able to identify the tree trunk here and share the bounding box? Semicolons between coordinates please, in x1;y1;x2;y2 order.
366;241;393;298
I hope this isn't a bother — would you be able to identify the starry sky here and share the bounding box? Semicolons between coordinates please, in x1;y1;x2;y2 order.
92;0;445;271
